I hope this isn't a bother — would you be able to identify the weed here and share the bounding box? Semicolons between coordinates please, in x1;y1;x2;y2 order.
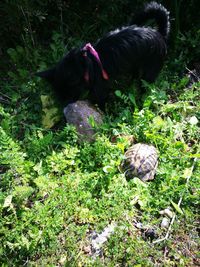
0;29;199;266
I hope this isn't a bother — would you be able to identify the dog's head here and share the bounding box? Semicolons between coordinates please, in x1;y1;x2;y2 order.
36;48;89;103
36;45;109;106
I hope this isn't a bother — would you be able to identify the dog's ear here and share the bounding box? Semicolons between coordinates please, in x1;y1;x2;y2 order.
36;68;55;83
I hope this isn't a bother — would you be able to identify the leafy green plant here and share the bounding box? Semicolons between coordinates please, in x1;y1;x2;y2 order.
1;8;200;265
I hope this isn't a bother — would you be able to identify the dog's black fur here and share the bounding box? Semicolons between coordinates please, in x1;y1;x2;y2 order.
36;2;170;108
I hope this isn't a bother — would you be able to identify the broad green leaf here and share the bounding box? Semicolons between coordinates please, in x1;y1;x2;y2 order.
3;195;13;208
189;153;200;158
88;115;96;128
117;142;125;152
115;90;122;97
152;116;165;129
171;201;183;215
103;165;113;173
183;167;193;179
129;93;136;105
41;95;60;128
133;177;148;188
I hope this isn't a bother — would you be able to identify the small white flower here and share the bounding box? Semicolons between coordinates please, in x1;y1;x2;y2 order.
188;116;198;125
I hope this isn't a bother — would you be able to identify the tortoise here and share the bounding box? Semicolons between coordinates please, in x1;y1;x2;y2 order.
63;100;103;143
120;143;159;182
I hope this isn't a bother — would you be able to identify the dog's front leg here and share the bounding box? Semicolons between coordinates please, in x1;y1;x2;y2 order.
91;81;111;110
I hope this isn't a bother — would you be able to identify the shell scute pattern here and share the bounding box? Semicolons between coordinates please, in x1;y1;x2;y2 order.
121;143;158;181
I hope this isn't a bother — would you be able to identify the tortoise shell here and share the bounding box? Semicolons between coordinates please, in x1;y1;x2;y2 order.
120;143;158;181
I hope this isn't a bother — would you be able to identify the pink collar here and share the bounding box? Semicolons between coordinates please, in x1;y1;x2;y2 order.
83;43;109;81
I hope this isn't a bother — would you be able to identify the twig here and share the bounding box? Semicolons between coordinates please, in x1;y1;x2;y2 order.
153;156;198;244
0;91;11;100
0;97;10;104
20;5;35;47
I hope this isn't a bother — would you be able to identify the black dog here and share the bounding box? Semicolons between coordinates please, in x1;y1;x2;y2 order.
36;2;170;108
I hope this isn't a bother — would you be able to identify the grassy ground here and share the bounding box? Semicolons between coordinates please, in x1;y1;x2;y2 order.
0;34;199;266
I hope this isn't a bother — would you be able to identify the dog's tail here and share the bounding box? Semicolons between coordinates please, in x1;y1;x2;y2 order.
133;2;170;40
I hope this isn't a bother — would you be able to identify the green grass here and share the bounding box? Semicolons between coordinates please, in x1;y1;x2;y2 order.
0;33;199;266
